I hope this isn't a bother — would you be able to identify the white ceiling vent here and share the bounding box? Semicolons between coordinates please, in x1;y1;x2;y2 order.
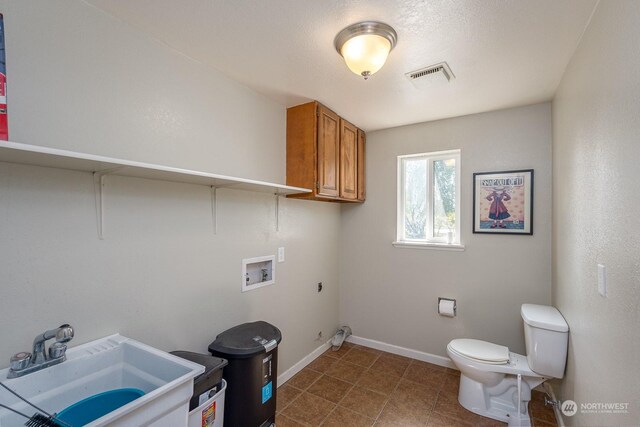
405;62;455;88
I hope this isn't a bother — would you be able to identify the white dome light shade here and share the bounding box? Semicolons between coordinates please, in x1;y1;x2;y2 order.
334;21;397;80
341;34;391;78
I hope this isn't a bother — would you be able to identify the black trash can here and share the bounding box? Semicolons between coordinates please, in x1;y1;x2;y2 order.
209;321;282;427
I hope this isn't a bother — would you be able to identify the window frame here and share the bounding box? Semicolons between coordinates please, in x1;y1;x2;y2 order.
395;149;462;249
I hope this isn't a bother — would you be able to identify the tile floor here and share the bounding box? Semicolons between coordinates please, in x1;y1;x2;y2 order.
275;342;557;426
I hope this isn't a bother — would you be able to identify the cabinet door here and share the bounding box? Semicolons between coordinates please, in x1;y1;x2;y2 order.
317;106;340;197
357;129;366;201
339;119;358;200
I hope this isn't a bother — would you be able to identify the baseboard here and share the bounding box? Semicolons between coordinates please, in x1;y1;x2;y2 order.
277;339;332;387
543;382;565;427
346;335;456;369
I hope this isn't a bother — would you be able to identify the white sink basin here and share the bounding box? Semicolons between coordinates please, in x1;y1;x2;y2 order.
0;334;204;426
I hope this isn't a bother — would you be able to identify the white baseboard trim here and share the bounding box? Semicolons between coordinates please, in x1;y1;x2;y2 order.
543;382;565;427
346;335;456;369
277;339;332;387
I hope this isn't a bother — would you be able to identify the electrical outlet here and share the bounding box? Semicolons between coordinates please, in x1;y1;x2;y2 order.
278;247;285;263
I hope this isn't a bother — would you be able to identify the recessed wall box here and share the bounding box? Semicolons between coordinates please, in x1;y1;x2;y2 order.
242;255;275;292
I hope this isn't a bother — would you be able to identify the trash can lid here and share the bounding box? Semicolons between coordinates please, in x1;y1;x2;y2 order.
208;321;282;358
169;351;228;384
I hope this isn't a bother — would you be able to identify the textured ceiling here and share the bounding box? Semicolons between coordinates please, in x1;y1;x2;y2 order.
84;0;597;131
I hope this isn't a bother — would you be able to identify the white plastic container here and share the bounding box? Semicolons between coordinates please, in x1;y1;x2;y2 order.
188;379;226;427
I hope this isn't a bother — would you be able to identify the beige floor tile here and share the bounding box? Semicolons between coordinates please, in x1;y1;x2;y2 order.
440;373;460;397
426;411;473;426
282;392;336;426
343;348;380;368
307;355;339;373
355;345;383;355
321;406;375;427
433;392;504;426
403;361;447;389
391;378;439;407
276;413;309;427
308;375;353;403
277;384;303;413
445;368;461;377
288;369;323;390
356;369;402;396
325;359;367;384
371;356;411;378
410;360;447;372
378;353;414;366
339;385;388;419
375;403;431;426
528;398;557;424
531;417;557;426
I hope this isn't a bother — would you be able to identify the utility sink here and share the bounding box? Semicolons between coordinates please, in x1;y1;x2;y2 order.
0;334;204;426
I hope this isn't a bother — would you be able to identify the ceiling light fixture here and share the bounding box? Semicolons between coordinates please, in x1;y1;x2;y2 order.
334;21;397;80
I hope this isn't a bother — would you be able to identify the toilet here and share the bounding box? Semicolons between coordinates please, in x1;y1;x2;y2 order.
447;304;569;427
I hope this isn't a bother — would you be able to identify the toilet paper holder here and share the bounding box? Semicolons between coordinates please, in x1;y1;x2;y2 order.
438;297;457;317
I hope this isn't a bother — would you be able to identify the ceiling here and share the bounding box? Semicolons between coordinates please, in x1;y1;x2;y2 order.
85;0;597;131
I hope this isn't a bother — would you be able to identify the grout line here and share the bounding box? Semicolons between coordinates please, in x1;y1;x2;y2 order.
373;367;404;425
287;346;358;426
320;344;378;425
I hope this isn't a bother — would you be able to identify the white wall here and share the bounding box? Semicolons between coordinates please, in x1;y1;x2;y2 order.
0;0;340;372
340;103;552;357
552;1;640;425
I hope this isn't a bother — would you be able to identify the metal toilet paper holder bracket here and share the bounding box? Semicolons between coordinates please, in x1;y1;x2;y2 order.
438;297;457;316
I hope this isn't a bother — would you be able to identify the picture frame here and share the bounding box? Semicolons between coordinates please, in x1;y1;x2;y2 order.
473;169;534;235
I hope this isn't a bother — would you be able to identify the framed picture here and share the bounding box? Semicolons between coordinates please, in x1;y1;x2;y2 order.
473;169;533;235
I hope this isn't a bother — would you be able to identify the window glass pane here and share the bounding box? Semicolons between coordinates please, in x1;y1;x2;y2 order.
404;158;427;239
433;158;456;238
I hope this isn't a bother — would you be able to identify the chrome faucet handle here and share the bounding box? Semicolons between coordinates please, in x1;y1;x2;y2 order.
48;342;67;359
9;352;32;371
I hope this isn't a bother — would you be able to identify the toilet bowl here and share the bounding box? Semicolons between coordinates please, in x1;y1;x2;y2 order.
447;304;569;427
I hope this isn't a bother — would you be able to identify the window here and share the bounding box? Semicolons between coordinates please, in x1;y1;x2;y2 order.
395;149;462;249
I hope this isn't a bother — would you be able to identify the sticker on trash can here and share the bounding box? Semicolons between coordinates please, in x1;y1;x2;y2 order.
262;381;273;404
201;401;216;427
253;335;277;352
261;354;273;403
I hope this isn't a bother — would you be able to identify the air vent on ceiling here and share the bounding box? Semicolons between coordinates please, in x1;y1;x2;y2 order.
405;62;454;88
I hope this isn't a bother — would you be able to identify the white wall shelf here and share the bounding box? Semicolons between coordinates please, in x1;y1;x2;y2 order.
0;140;311;238
0;140;311;195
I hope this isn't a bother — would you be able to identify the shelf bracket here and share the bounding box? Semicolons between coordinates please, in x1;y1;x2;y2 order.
210;186;218;234
93;172;107;240
275;193;280;232
92;167;123;240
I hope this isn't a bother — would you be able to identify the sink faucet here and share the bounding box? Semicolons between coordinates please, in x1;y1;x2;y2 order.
7;324;74;379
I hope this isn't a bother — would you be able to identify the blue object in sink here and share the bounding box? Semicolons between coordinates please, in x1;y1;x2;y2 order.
56;388;145;426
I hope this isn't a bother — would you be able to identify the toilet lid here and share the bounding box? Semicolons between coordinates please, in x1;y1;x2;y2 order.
448;339;509;364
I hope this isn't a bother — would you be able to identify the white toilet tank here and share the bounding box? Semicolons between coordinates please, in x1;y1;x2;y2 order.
521;304;569;378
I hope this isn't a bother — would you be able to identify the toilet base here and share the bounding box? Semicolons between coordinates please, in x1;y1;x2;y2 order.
458;373;544;427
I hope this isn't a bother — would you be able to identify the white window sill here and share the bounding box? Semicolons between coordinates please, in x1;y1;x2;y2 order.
392;241;465;251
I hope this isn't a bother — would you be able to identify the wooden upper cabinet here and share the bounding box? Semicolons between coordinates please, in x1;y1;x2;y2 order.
340;119;358;200
317;106;340;198
286;101;365;203
357;129;366;201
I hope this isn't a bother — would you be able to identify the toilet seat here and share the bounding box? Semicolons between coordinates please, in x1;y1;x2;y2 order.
448;339;509;364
